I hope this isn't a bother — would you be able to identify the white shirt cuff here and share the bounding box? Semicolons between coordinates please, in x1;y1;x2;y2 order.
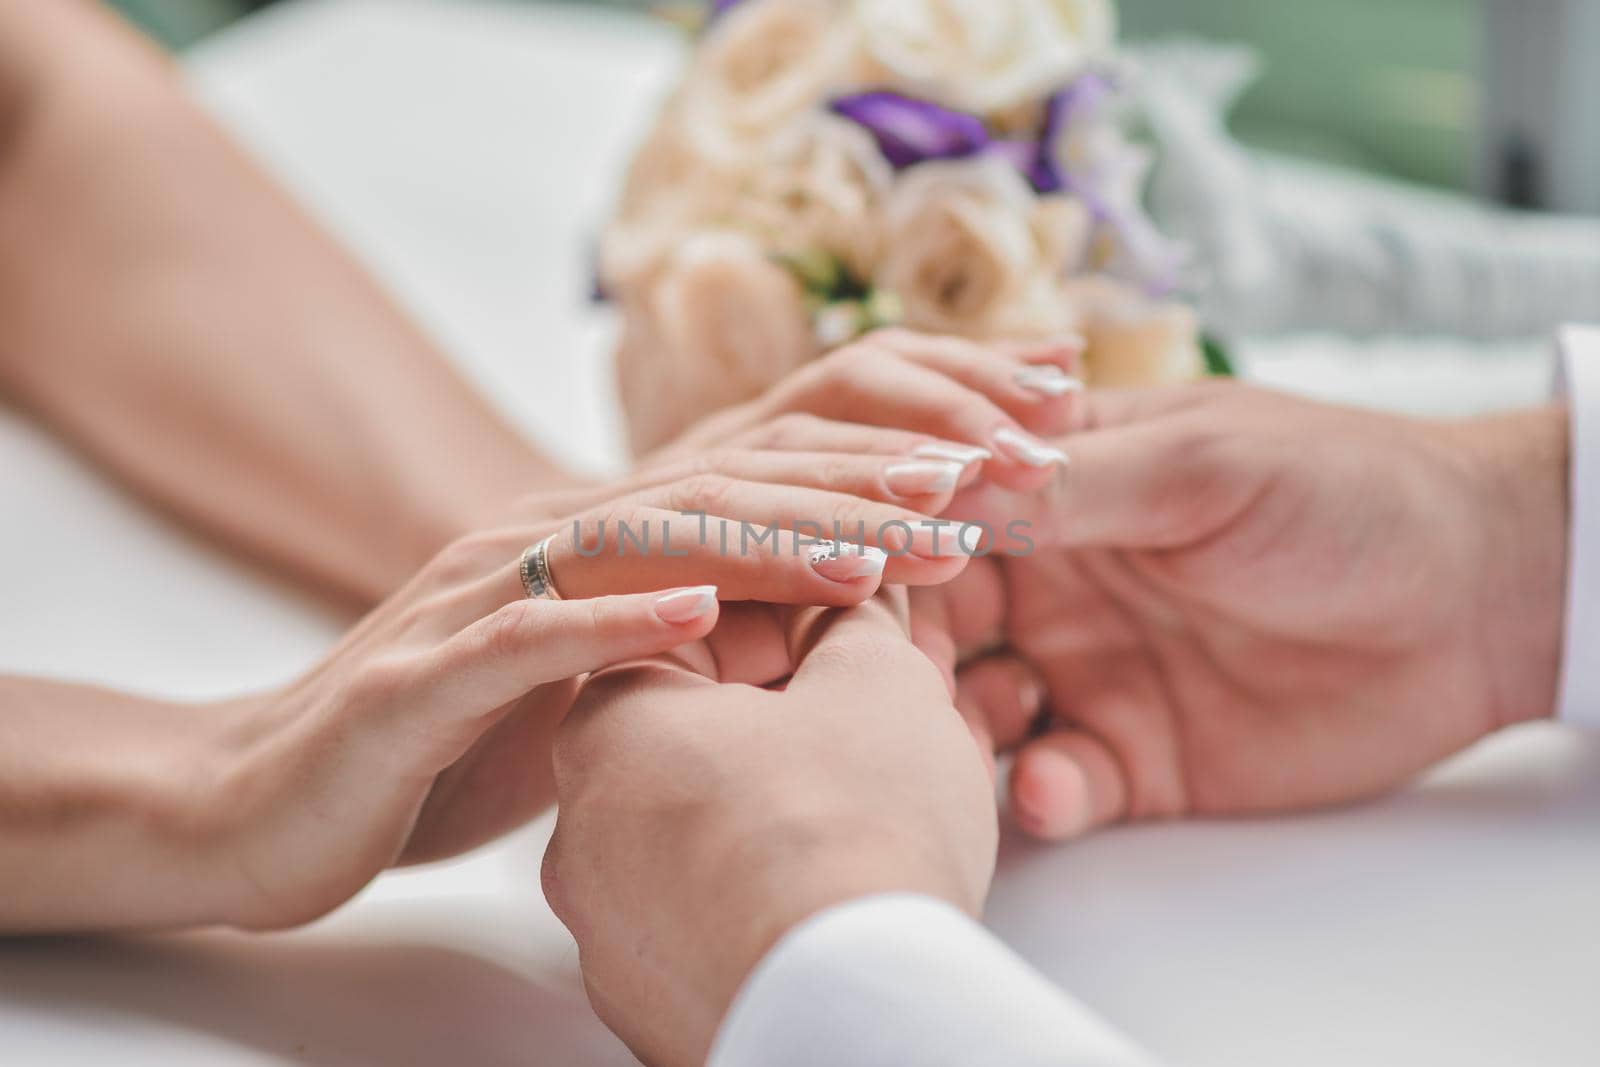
709;893;1154;1067
1555;324;1600;727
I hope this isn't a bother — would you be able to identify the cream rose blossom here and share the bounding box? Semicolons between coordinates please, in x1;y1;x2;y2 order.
876;157;1081;339
732;113;894;278
853;0;1114;114
1040;0;1117;60
681;0;862;160
602;104;752;288
615;231;819;454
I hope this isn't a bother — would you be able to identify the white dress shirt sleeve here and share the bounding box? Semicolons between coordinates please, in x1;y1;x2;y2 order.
708;894;1156;1067
1555;324;1600;727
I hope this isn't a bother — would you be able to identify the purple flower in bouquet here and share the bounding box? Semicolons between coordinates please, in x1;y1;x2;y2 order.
1033;73;1188;295
1031;72;1118;195
706;0;749;23
829;92;990;170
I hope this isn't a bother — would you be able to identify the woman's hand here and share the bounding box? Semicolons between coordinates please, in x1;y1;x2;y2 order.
208;445;996;929
647;329;1086;492
2;455;972;934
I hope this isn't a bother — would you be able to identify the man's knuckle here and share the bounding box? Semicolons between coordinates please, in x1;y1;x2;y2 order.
540;839;573;924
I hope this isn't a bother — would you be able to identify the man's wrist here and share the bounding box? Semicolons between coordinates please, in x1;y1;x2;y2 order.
680;830;983;1067
1461;405;1570;729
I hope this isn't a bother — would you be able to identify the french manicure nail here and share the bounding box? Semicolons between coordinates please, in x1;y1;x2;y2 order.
913;443;993;466
654;586;719;624
957;523;985;556
809;542;888;583
1015;366;1085;398
994;427;1069;468
885;461;964;498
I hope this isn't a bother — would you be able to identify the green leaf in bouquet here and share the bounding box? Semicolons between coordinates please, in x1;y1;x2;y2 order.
1201;334;1236;378
777;249;843;297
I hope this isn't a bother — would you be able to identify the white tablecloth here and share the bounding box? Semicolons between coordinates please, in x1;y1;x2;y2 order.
1;2;1595;1064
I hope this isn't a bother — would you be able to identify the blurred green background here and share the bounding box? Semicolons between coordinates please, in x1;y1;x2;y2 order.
113;0;1481;191
1118;0;1477;191
110;0;265;48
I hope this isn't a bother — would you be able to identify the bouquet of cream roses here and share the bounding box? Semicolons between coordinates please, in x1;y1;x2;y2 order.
603;0;1207;452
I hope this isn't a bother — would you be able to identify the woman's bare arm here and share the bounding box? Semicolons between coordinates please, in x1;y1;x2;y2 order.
0;0;576;606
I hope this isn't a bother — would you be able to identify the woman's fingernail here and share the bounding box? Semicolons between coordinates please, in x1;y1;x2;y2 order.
654;586;719;624
905;524;978;560
958;523;985;555
1015;366;1085;398
913;443;993;466
885;461;964;498
809;542;888;583
993;427;1069;468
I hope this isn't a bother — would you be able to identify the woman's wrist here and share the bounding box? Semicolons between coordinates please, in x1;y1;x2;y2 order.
110;692;285;929
0;680;274;932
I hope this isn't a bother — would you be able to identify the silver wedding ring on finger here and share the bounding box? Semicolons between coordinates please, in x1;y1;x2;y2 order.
519;535;564;601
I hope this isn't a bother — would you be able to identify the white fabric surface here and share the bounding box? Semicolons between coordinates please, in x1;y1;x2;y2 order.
3;2;1599;1065
712;895;1152;1067
1557;325;1600;726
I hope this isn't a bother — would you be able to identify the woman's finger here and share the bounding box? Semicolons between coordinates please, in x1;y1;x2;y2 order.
725;413;994;479
432;510;898;636
543;508;892;607
1008;728;1130;842
865;331;1085;436
606;476;975;585
423;586;724;714
416;463;986;636
615;450;971;514
768;352;1069;491
998;335;1087;375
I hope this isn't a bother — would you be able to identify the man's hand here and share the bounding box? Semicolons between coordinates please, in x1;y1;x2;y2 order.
939;382;1569;839
542;596;998;1067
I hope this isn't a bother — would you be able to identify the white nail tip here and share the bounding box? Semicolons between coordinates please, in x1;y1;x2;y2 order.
994;428;1069;468
808;542;888;579
958;524;985;555
654;586;719;624
854;547;889;576
913;443;993;465
1015;367;1086;397
885;461;963;494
